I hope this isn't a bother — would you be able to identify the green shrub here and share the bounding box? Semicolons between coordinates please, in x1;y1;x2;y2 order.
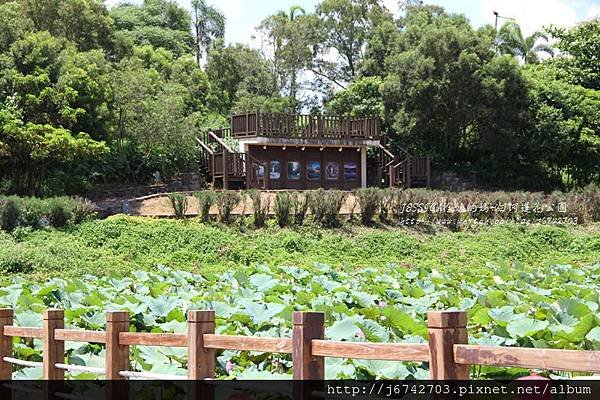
45;197;74;228
274;192;292;227
215;190;240;223
248;190;269;228
195;191;216;222
0;197;20;231
356;188;382;225
18;197;46;228
309;189;347;227
72;197;97;224
378;189;394;223
168;193;188;219
291;192;309;226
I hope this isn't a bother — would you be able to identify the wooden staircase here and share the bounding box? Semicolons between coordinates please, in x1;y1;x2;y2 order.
196;129;268;190
378;141;431;189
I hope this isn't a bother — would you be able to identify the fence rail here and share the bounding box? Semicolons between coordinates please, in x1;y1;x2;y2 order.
1;308;600;382
231;112;380;140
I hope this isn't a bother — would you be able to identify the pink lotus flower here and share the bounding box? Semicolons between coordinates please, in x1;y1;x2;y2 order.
225;360;234;372
378;301;387;308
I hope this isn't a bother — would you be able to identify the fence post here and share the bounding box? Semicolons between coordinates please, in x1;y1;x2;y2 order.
188;310;215;379
292;311;325;380
43;309;64;380
427;310;469;380
0;308;13;381
105;311;129;380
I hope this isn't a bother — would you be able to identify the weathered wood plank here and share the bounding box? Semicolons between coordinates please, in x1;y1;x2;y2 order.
105;311;129;380
188;310;215;380
119;332;187;347
427;310;469;380
292;311;325;380
454;345;600;373
0;309;13;381
3;326;43;338
311;340;429;361
203;335;292;353
55;329;106;344
43;309;64;380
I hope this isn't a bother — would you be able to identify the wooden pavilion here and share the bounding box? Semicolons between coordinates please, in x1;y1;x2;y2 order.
197;112;430;190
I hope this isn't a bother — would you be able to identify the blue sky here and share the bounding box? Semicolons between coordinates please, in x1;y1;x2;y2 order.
106;0;600;45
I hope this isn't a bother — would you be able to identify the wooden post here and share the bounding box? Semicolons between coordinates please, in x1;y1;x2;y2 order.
188;310;215;380
426;155;431;188
43;309;64;380
222;151;229;190
105;311;129;380
292;312;324;380
0;309;13;381
427;310;469;380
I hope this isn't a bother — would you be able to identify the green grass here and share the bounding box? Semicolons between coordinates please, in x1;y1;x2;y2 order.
0;216;599;279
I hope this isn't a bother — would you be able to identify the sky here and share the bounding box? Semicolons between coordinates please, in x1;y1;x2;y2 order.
105;0;600;45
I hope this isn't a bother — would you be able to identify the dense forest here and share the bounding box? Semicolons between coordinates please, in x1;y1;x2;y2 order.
0;0;598;196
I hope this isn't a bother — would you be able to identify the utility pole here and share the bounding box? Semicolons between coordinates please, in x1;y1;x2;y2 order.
493;11;515;31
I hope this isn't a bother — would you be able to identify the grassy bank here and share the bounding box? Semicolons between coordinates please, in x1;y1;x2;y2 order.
0;216;598;279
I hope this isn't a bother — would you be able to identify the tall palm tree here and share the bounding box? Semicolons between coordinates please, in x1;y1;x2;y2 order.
497;21;554;64
191;0;226;66
278;5;306;102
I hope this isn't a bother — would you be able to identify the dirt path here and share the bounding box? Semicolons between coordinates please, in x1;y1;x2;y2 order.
127;191;360;217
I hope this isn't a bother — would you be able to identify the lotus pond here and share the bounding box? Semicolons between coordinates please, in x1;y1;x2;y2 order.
1;261;599;380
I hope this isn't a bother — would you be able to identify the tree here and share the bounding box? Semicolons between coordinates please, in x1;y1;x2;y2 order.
0;1;34;53
110;0;193;57
497;21;554;64
19;0;115;52
313;0;393;89
206;40;278;114
191;0;225;67
259;5;314;105
378;6;538;187
0;95;108;195
325;76;384;118
549;19;600;90
526;64;600;187
1;31;113;141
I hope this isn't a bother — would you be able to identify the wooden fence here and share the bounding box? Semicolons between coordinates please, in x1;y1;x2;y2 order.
1;309;600;382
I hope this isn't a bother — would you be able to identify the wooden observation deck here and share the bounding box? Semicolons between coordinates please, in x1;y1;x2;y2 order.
197;112;430;190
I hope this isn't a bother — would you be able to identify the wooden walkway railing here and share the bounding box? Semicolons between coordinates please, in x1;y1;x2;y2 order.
1;308;600;381
231;113;380;140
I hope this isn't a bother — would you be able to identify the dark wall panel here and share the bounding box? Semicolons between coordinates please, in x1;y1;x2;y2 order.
248;145;361;190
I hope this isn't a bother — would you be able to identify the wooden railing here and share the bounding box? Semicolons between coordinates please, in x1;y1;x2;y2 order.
379;142;431;188
203;131;245;189
231;113;380;140
2;308;600;382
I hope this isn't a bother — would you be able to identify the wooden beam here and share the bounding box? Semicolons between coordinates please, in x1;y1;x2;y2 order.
427;310;469;380
454;345;600;373
292;311;324;380
187;310;215;380
0;309;13;381
3;326;43;339
119;332;187;347
43;309;64;380
105;311;129;380
55;329;106;344
203;335;292;353
311;340;429;361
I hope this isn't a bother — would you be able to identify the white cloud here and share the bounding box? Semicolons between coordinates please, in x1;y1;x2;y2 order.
481;0;578;35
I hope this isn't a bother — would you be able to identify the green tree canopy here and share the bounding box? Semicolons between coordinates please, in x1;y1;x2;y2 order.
110;0;193;57
549;19;600;90
18;0;115;52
